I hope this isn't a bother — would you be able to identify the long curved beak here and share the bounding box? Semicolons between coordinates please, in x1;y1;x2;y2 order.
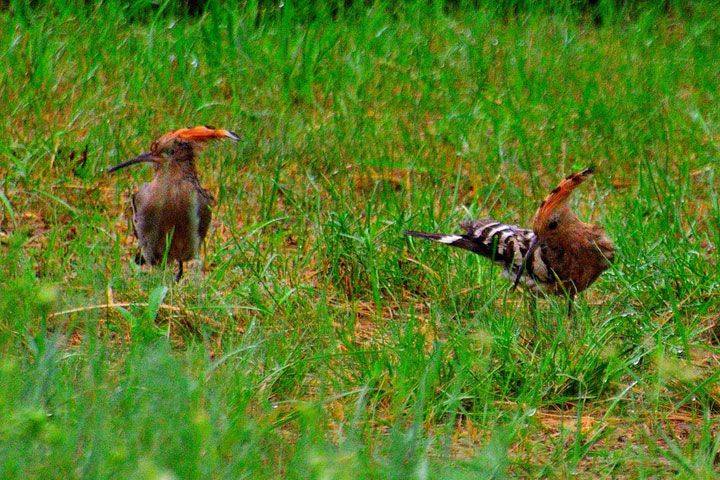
107;152;156;173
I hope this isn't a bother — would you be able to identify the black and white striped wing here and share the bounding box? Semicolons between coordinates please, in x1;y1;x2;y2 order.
404;218;554;292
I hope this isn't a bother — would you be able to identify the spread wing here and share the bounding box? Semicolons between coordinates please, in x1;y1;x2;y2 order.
404;218;555;292
196;188;214;244
131;182;160;265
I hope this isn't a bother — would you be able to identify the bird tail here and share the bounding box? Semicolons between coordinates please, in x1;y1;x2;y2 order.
404;223;552;292
403;231;485;255
403;225;521;265
404;220;539;270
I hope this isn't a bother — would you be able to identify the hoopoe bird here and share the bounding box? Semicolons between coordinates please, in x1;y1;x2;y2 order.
403;168;615;314
109;126;239;280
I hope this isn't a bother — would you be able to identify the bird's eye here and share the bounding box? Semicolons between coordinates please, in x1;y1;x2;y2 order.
168;148;175;155
548;219;559;230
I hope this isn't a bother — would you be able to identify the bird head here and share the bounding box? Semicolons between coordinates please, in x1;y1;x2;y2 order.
108;125;239;173
532;167;594;238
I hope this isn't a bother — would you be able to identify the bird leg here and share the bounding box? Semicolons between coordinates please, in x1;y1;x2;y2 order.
175;261;184;282
513;236;539;289
566;294;575;318
527;293;539;325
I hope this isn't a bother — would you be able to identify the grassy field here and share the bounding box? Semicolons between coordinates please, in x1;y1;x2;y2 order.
2;0;720;477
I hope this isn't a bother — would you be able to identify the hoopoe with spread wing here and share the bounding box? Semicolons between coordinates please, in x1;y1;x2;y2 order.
109;126;238;280
404;168;614;314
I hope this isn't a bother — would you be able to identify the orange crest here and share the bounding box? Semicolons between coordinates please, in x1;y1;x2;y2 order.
533;167;593;226
155;125;239;150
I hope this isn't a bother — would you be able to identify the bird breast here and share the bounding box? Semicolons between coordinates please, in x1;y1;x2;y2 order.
164;182;201;255
139;179;202;263
540;225;614;294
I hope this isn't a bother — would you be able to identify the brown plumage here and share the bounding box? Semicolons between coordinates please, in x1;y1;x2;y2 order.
109;126;239;280
404;167;614;314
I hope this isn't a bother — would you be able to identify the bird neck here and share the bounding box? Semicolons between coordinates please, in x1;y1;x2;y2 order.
154;159;214;207
539;218;586;243
155;158;197;181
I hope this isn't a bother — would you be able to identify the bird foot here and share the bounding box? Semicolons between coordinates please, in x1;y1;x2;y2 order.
134;251;146;266
174;261;184;282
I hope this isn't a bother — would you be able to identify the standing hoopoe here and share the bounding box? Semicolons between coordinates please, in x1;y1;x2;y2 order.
403;168;615;314
109;126;239;280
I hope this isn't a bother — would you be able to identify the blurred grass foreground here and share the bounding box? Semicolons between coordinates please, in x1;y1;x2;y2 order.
2;0;720;478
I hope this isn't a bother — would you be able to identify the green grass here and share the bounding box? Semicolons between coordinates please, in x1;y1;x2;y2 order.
2;0;720;477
